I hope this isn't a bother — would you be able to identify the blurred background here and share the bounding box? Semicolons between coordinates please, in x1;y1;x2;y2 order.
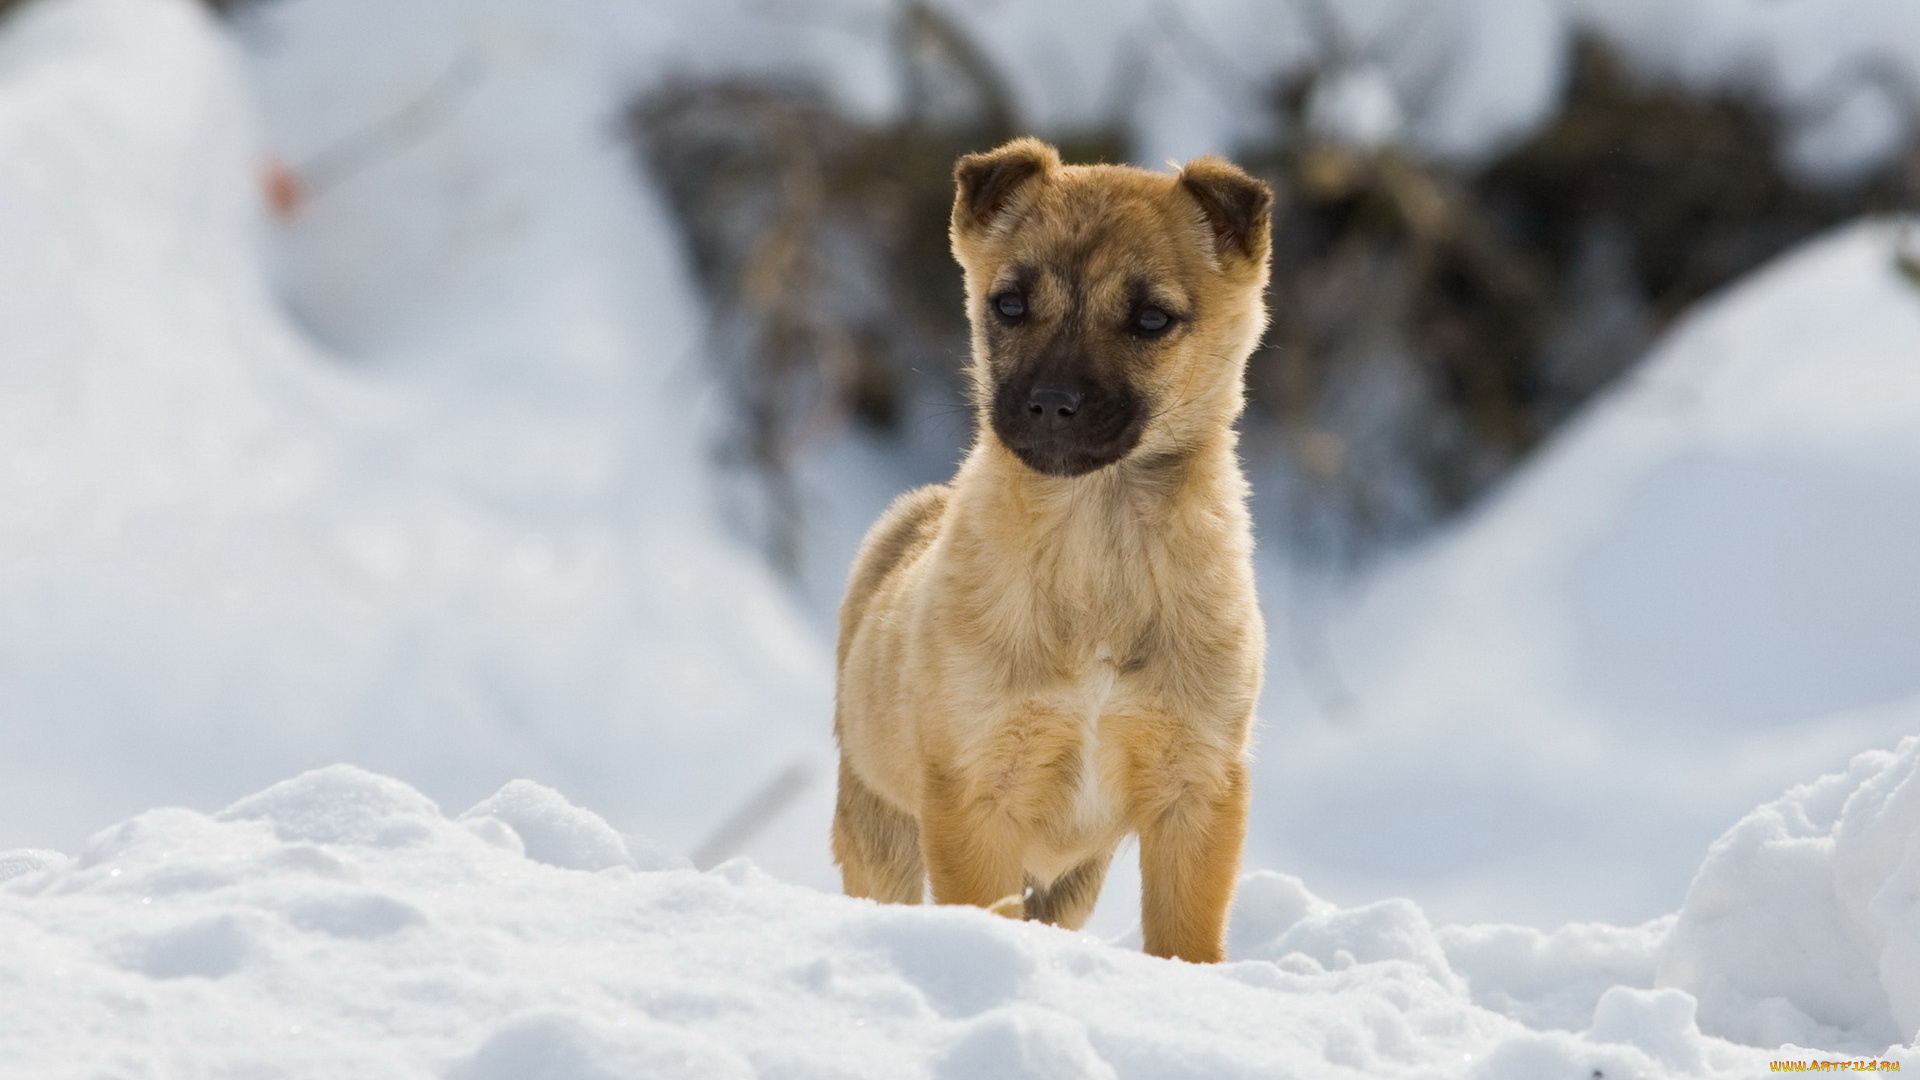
2;0;1918;932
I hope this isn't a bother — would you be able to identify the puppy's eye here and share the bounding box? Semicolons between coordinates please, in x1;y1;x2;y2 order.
994;293;1027;320
1132;306;1171;334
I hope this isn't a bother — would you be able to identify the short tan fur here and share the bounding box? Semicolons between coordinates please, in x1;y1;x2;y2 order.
832;137;1272;963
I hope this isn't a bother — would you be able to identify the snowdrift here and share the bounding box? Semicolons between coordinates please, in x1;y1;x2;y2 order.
1664;737;1920;1052
5;751;1919;1076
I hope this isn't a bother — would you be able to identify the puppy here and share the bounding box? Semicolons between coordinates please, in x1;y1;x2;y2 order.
832;137;1270;963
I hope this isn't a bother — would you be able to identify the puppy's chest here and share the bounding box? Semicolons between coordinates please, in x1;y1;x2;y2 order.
962;639;1137;817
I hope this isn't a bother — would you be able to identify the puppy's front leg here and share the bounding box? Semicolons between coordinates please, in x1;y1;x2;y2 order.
1139;759;1249;963
920;763;1026;915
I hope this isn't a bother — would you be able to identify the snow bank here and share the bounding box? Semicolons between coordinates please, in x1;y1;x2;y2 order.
2;763;1862;1078
0;0;831;880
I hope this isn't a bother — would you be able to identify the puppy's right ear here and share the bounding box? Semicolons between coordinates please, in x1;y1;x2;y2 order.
952;138;1059;235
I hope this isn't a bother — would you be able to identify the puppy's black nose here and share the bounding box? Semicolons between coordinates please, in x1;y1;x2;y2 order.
1027;386;1082;420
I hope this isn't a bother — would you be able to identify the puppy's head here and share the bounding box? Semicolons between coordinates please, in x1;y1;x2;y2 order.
950;138;1271;478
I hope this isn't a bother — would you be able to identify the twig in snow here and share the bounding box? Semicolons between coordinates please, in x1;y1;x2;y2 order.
691;760;814;871
267;49;487;217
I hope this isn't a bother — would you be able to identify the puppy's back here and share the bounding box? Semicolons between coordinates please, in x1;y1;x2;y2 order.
836;483;950;666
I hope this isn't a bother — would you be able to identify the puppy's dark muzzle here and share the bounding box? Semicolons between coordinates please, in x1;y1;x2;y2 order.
991;379;1143;477
1028;386;1082;420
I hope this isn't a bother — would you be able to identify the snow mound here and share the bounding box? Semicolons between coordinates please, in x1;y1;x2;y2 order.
220;764;445;848
4;764;1860;1078
1255;217;1920;928
1660;736;1920;1052
459;778;659;872
1340;216;1920;735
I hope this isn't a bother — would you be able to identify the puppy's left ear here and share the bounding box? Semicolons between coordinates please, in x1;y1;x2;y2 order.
1179;157;1273;263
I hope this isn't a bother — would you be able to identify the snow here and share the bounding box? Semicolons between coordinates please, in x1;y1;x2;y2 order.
1305;63;1406;149
1660;736;1920;1053
6;0;1920;1072
0;763;1880;1077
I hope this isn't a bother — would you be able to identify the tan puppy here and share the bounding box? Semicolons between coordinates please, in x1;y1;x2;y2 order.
832;137;1270;963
